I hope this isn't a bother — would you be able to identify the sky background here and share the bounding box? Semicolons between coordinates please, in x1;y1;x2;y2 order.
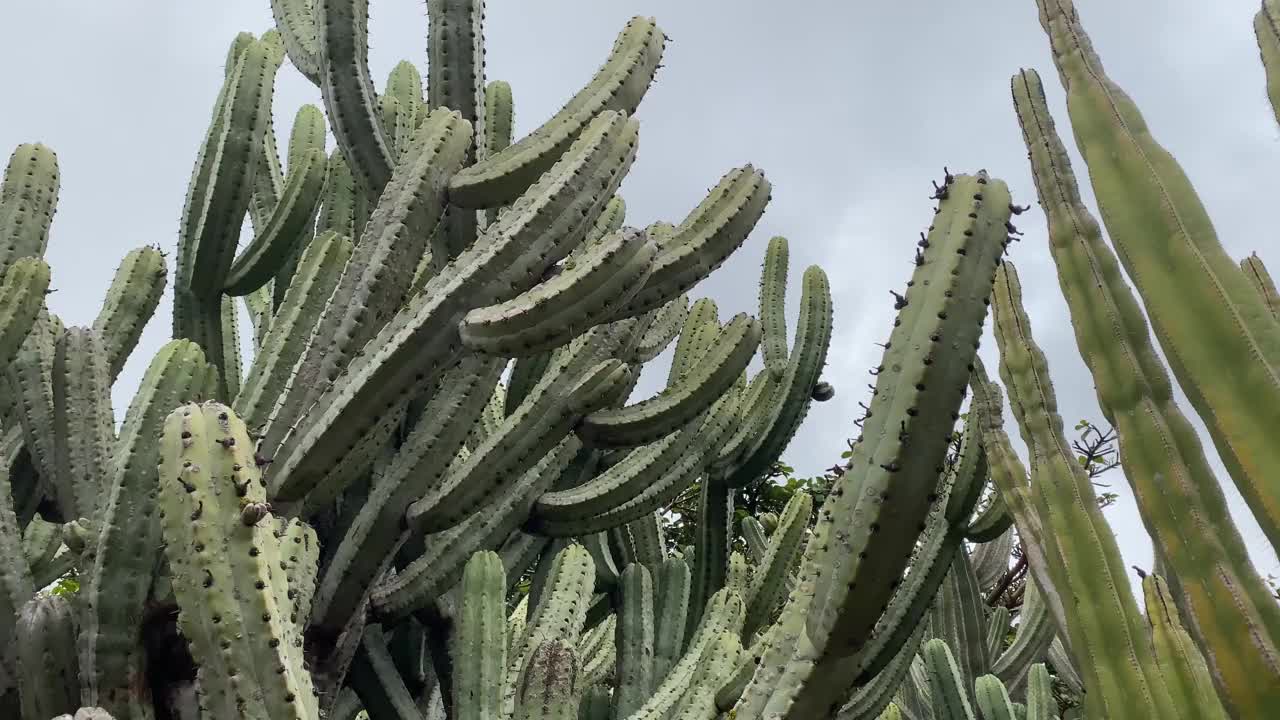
2;0;1277;595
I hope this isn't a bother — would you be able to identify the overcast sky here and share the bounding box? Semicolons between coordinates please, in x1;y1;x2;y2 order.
2;0;1276;591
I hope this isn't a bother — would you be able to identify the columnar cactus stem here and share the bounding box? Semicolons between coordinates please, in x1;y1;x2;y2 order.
1035;0;1280;554
1241;252;1280;319
991;260;1180;718
1012;65;1280;713
90;247;166;383
1256;0;1280;127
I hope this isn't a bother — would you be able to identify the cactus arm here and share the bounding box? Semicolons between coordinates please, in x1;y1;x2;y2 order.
578;313;758;447
1024;665;1055;720
628;294;688;363
270;0;321;84
266;111;636;501
1013;66;1280;711
929;552;991;682
51;328;115;518
1241;252;1280;319
0;143;59;275
0;465;34;695
991;579;1055;694
234;231;352;425
1;310;61;511
90;247;166;383
219;293;242;400
1142;574;1231;720
651;557;692;686
459;227;657;358
259;108;471;469
512;639;580;720
620;166;771;317
742;490;811;638
970;528;1013;592
758;235;790;378
224;147;328;296
448;18;663;208
315;0;395;198
369;437;578;624
248;34;287;235
507;352;553;414
582;532;622;590
624;512;666;573
15;595;80;720
157;401;318;720
614;563;656;717
310;355;502;632
667;631;741;719
315;150;357;239
835;624;927;720
991;260;1181;718
80;341;206;718
734;173;1011;720
1037;0;1280;552
451;552;507;720
0;258;50;375
686;479;733;643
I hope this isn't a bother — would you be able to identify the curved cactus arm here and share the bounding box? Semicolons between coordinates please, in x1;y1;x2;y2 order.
970;528;1014;593
460;227;657;358
835;624;927;720
720;265;831;488
507;352;553;414
614;563;656;717
578;313;759;448
225;146;328;296
173;36;274;309
531;383;742;537
90;247;166;383
405;357;631;535
1037;0;1280;554
266;111;637;502
218;293;243;400
316;149;357;239
308;355;502;632
270;0;321;84
758;235;790;378
51;327;114;518
449;17;663;208
259;108;472;471
741;516;769;564
922;639;977;720
0;143;59;275
248;33;288;235
666;631;742;719
157;401;317;720
234;231;352;426
1241;252;1280;319
349;623;423;720
0;258;49;376
742;490;811;638
369;437;578;624
733;173;1011;720
1258;0;1280;125
451;552;507;720
964;492;1013;543
1141;573;1231;720
1014;65;1280;709
15;594;79;720
625;511;666;573
929;552;991;682
315;0;395;198
619;166;771;317
991;260;1179;718
0;466;34;697
582;532;622;591
0;309;59;506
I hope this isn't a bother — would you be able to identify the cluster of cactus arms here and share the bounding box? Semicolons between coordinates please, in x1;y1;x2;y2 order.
5;0;1280;718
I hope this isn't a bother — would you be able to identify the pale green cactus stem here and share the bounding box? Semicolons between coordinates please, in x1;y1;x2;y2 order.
1024;664;1057;720
733;172;1010;720
1141;572;1231;720
79;340;208;720
512;638;580;720
1256;1;1280;127
758;235;790;378
0;259;50;375
991;260;1181;718
1012;66;1280;713
89;247;166;383
15;594;79;720
1036;0;1280;554
51;328;114;519
614;563;655;717
0;307;60;506
0;143;59;277
922;638;978;720
348;623;422;719
653;557;691;688
973;674;1018;720
834;625;926;720
1241;252;1279;318
157;401;318;720
0;463;34;704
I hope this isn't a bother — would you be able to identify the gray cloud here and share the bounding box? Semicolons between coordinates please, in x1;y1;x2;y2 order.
2;0;1275;592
